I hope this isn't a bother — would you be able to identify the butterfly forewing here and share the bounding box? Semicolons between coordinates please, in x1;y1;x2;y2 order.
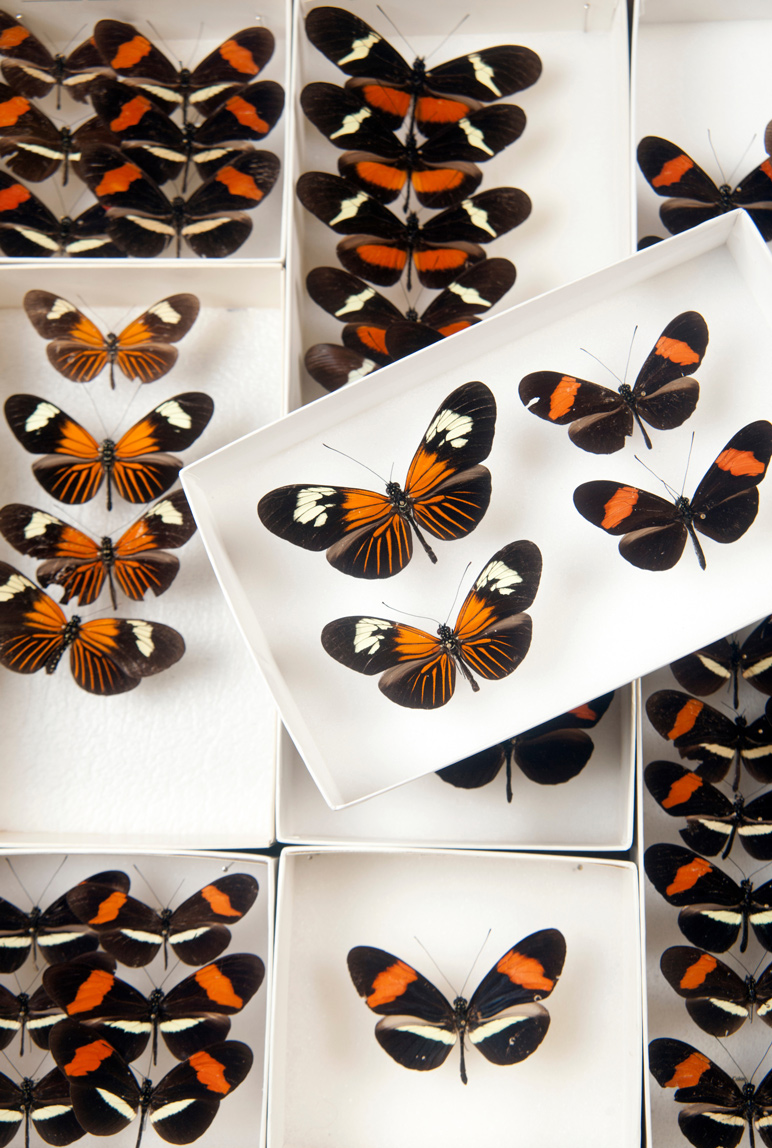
0;1066;84;1148
660;945;772;1037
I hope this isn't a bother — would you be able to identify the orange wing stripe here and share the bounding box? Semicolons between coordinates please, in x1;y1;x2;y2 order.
662;772;702;809
367;960;418;1007
663;1050;711;1089
665;856;712;897
715;447;766;477
655;335;700;366
601;486;638;529
497;950;553;991
652;154;693;188
667;699;703;739
679;953;717;990
219;39;259;76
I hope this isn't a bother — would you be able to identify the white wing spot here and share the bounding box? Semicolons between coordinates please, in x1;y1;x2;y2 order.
458;117;494;156
148;300;183;325
23;510;59;539
448;281;490;308
293;487;337;528
46;297;78;321
331;107;372;140
334;286;376;317
353;618;390;655
476;559;524;595
425;406;473;450
128;620;155;658
329;191;369;227
156;400;192;430
469;53;502;96
337;31;381;66
0;572;34;602
462;199;496;237
148;499;184;526
24;401;60;433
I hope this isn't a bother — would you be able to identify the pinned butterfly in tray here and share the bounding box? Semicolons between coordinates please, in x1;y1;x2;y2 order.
322;539;542;709
347;929;564;1084
258;381;496;579
573;419;772;570
24;290;200;388
0;1065;84;1147
0;84;116;185
0;173;123;258
670;616;772;710
0;11;108;107
518;311;709;454
659;944;772;1038
637;131;772;241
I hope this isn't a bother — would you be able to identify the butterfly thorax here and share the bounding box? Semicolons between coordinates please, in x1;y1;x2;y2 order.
618;382;634;404
386;480;409;511
405;307;419;323
437;622;456;646
99;537;117;568
452;995;470;1030
58;216;75;239
17;1076;35;1111
99;439;116;469
718;185;734;210
408;58;427;94
746;973;760;1004
46;618;80;674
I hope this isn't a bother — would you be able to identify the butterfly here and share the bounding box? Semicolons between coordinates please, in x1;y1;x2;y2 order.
50;1022;252;1146
0;12;108;107
76;143;281;258
646;689;772;790
0;981;61;1055
649;1036;772;1148
573;419;772;570
43;951;264;1064
659;945;772;1038
436;692;616;799
0;1066;84;1147
519;311;709;454
23;290;200;388
644;759;772;860
347;929;565;1084
0;175;122;258
65;873;259;968
637;135;772;241
643;842;772;953
258;381;496;578
0;563;186;695
4;391;214;510
322;539;542;709
296;172;530;291
301;81;525;209
0;85;115;185
304;6;541;136
670;616;772;710
0;490;198;610
93;19;276;118
0;870;129;975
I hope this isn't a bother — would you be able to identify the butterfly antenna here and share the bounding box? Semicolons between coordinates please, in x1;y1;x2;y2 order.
322;443;388;486
632;453;678;501
728;134;758;187
426;14;469;62
749;1036;772;1084
443;562;472;627
705;128;731;187
623;325;638;383
458;929;491;998
380;601;438;627
579;346;624;388
375;5;419;58
412;937;458;998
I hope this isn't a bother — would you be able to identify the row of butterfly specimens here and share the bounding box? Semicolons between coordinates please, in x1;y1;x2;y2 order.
641;621;772;1147
0;3;286;258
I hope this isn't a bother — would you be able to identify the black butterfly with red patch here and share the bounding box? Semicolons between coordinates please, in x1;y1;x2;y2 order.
347;929;564;1084
437;692;615;800
643;842;772;953
66;873;259;968
638;135;772;241
0;84;115;185
50;1022;252;1146
322;539;541;709
660;945;772;1038
519;311;709;454
0;1066;84;1148
305;6;541;136
573;419;772;570
0;174;122;258
296;172;529;291
0;490;198;610
44;951;264;1064
670;616;772;710
0;871;128;975
0;13;108;107
93;19;276;118
644;759;772;860
649;1036;772;1148
646;689;772;789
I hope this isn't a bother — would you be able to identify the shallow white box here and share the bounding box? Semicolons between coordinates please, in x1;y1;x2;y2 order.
276;681;635;850
633;0;772;247
184;211;772;809
0;849;272;1148
288;0;632;410
0;262;281;846
269;847;641;1148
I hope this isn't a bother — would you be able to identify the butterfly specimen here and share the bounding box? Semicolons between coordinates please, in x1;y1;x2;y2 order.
670;616;772;710
0;177;122;258
638;135;772;241
0;11;107;106
519;311;709;454
0;490;198;610
258;380;496;578
348;930;564;1084
93;19;276;117
0;980;60;1054
0;563;185;695
659;945;772;1038
573;419;772;570
66;873;259;968
0;870;129;974
305;6;541;136
44;951;264;1064
296;172;530;291
322;539;542;709
23;291;200;388
4;391;214;510
646;689;772;789
649;1036;772;1148
0;85;114;185
51;1022;252;1146
644;759;772;860
76;143;280;258
643;842;772;953
0;1066;84;1147
437;691;616;799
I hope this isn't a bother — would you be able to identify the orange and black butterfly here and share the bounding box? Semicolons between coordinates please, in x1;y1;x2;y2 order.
638;135;772;240
0;12;108;106
659;945;772;1038
0;562;185;695
258;381;496;579
573;420;772;570
0;174;122;258
0;1066;84;1146
305;6;541;136
0;490;198;609
670;616;772;710
5;392;214;511
519;312;709;454
23;291;200;388
93;19;276;118
322;539;542;709
0;84;115;184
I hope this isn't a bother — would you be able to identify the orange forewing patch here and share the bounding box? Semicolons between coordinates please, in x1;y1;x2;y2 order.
665;856;713;898
189;1049;231;1094
663;1050;711;1089
64;1037;115;1076
549;376;580;420
497;949;554;993
679;953;717;990
662;771;703;809
652;153;694;189
367;960;418;1008
196;964;242;1009
67;970;115;1014
715;447;766;478
668;699;704;740
601;486;638;529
